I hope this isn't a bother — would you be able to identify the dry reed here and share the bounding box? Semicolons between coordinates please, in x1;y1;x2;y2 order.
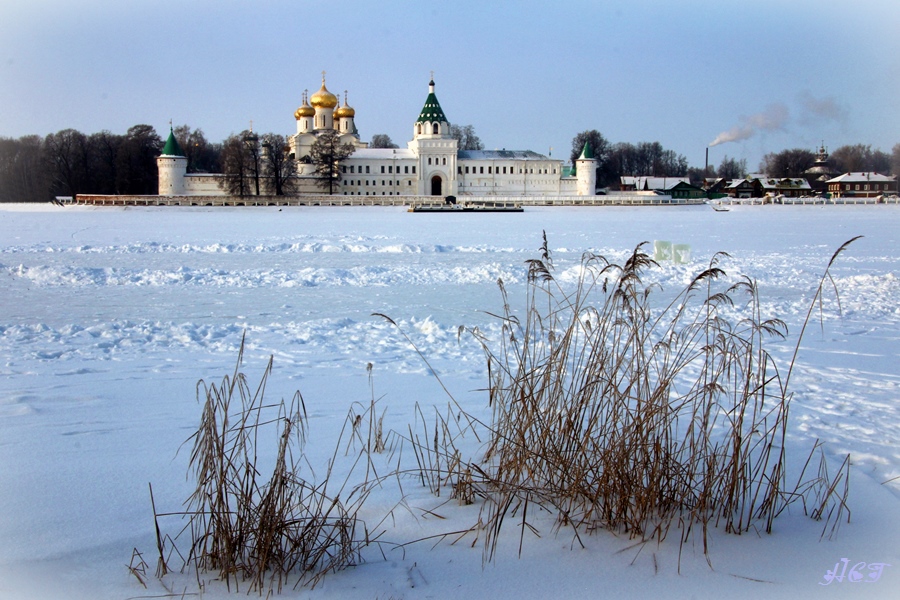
148;334;386;593
392;233;854;563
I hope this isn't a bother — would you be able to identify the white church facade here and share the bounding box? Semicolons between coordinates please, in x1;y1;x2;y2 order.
158;76;597;198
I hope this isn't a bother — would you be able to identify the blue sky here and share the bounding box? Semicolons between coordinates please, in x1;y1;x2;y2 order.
1;0;898;171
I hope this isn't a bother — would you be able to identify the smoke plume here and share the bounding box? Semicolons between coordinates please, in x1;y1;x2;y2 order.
709;103;789;147
799;92;848;123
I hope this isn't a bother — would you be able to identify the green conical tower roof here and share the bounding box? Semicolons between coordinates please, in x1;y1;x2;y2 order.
579;140;594;160
416;79;448;124
161;127;184;156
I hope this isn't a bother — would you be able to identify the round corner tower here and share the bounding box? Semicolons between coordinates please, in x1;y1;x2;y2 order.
157;127;187;196
576;141;597;196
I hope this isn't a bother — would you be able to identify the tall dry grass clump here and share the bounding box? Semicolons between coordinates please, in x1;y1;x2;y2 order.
450;234;853;560
149;336;384;593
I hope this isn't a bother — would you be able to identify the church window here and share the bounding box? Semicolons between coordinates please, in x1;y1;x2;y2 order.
341;166;346;173
428;157;432;165
465;166;469;174
432;123;439;135
417;124;423;135
412;166;416;174
488;166;492;174
442;157;447;166
381;165;385;173
458;167;462;174
366;166;370;173
404;166;409;174
388;166;393;173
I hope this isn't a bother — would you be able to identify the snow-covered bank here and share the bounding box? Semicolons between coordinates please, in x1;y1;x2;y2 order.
1;204;899;599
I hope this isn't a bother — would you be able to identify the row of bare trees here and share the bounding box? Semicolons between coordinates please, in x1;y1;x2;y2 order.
1;125;164;202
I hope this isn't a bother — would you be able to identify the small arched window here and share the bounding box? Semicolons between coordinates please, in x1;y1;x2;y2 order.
417;124;423;135
442;157;447;166
432;123;439;135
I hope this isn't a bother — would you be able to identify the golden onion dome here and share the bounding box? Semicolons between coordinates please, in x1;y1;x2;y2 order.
294;91;315;119
335;91;355;119
310;75;338;109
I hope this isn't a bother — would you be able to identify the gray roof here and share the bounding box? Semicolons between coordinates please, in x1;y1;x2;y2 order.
457;150;551;161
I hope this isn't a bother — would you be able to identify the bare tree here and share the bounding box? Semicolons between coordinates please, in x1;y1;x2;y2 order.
174;125;221;173
115;124;162;195
892;143;900;177
310;130;355;194
758;148;815;177
220;134;250;197
717;155;747;180
449;124;484;150
43;129;91;197
370;134;398;149
0;135;48;202
88;131;123;194
219;131;263;197
261;134;297;196
570;130;609;167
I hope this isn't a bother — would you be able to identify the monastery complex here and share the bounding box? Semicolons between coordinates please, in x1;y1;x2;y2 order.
157;75;599;200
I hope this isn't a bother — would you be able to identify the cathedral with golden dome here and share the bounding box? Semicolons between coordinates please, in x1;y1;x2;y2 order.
159;74;596;198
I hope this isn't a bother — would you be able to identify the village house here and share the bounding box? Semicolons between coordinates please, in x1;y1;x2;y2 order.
827;172;898;198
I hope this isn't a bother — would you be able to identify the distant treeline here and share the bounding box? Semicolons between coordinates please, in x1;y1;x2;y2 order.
570;130;900;189
2;124;898;202
0;125;221;203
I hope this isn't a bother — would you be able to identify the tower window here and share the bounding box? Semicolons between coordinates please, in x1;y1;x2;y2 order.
366;166;370;173
433;123;439;135
381;165;385;173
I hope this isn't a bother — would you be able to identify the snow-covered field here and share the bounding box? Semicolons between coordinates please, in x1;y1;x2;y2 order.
1;203;898;599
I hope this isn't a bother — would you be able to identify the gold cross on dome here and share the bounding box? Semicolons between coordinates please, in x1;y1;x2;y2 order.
322;70;326;84
430;70;434;80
